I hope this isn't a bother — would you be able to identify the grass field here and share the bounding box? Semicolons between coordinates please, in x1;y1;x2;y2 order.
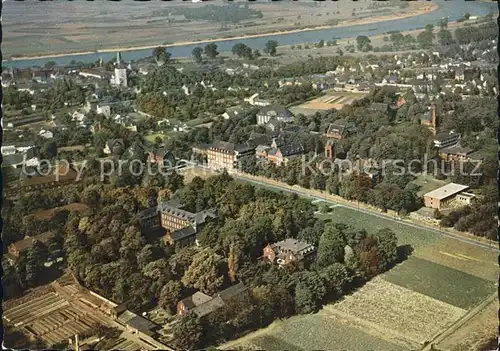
413;237;498;282
410;174;450;197
319;206;440;249
145;133;169;142
221;310;403;351
383;256;496;310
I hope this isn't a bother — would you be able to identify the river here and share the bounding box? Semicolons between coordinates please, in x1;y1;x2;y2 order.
2;0;497;69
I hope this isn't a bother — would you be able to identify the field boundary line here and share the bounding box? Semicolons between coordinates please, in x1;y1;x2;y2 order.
422;292;498;351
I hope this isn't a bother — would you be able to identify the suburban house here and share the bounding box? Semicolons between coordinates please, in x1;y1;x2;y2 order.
325;120;357;140
38;129;54;139
423;183;471;209
177;283;248;318
138;200;218;247
263;238;317;268
103;139;125;155
147;147;174;166
207;141;255;171
433;131;460;149
256;105;294;125
2;146;40;169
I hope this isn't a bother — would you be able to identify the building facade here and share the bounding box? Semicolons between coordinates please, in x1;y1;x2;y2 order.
207;141;254;171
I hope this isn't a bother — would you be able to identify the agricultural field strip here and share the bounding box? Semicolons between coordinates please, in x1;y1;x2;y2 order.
328;277;467;346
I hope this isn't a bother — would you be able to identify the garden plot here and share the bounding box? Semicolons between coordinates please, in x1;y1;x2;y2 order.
383;256;497;310
327;277;466;349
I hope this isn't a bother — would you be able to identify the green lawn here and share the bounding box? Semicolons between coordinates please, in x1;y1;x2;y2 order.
382;256;496;310
318;206;440;249
410;174;450;197
145;133;169;142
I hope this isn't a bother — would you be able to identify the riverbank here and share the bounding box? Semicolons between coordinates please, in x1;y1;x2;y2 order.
4;2;437;62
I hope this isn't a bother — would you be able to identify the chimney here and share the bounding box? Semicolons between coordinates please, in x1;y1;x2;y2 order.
431;104;437;135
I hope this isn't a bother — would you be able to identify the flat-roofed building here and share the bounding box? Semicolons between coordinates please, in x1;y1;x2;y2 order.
423;183;470;209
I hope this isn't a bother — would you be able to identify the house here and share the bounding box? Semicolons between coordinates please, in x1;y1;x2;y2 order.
177;283;248;318
256;105;293;125
222;106;246;120
433;131;460;149
147;147;174;166
438;146;474;161
78;68;108;80
423;183;470;209
2;146;40;169
244;93;271;107
382;75;398;84
325;120;357;140
38;129;54;139
266;119;283;132
103;139;125;155
324;139;335;159
158;200;217;247
7;232;56;262
207;141;254;171
265;143;304;167
116;309;158;337
177;291;213;316
263;238;317;267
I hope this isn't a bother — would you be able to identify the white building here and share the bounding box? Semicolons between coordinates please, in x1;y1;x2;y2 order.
114;67;128;87
39;130;54;139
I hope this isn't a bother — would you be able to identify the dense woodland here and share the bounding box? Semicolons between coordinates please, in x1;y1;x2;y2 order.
3;172;400;349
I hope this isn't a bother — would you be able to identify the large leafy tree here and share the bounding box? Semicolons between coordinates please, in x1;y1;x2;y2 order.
181;248;225;295
375;228;398;272
172;315;203;351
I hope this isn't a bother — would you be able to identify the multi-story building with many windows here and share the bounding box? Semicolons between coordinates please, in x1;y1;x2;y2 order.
207;141;254;171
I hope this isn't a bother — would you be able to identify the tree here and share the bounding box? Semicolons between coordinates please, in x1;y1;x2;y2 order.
264;40;279;56
356;35;371;51
41;140;58;159
192;47;203;63
165;171;184;193
317;223;347;267
152;46;171;63
425;24;434;33
320;263;350;298
232;43;252;59
316;40;325;48
417;31;434;49
294;271;326;314
439;17;448;29
159;280;183;313
181;248;225;295
172;315;203;351
204;43;219;59
375;228;398;272
253;49;261;59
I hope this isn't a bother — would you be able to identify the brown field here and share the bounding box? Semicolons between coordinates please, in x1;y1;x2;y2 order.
29;203;90;220
327;277;467;349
